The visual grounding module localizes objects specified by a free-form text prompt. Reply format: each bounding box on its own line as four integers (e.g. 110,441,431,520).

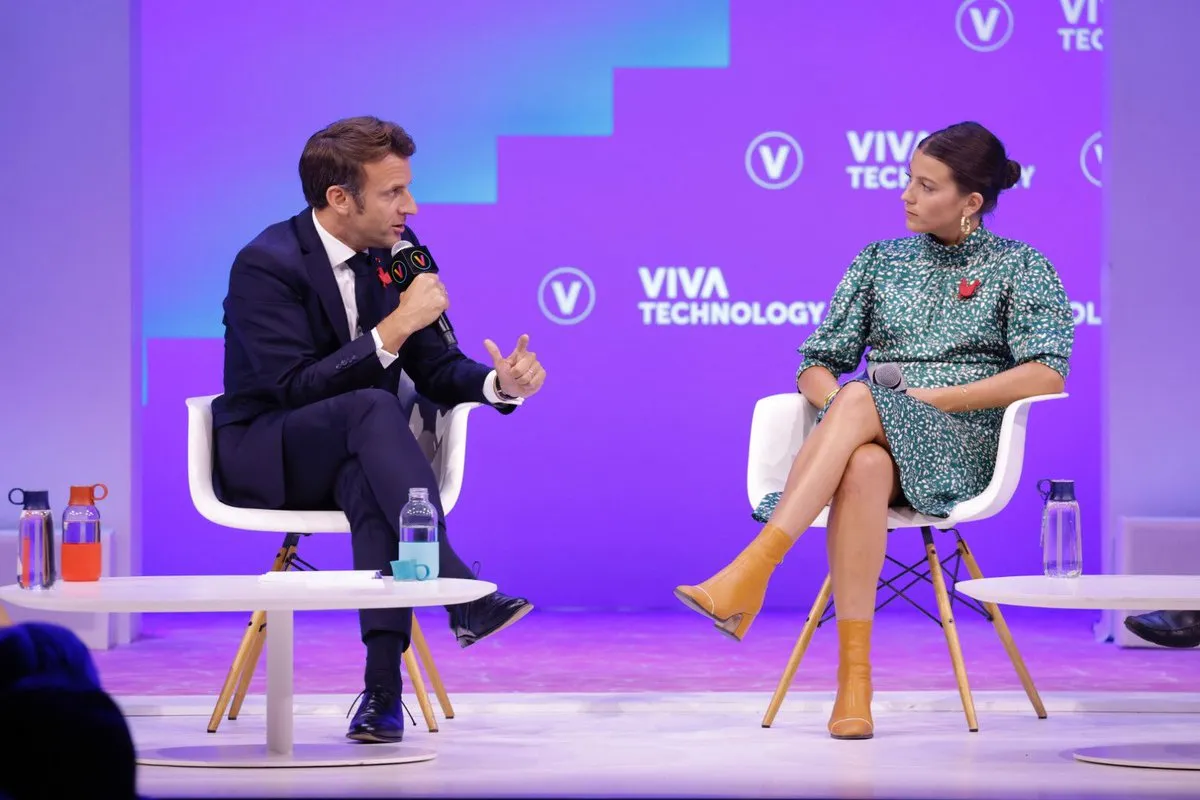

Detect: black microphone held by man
388,239,458,349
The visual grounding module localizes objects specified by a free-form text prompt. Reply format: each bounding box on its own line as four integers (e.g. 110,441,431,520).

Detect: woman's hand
908,386,970,412
906,387,944,409
907,363,1065,414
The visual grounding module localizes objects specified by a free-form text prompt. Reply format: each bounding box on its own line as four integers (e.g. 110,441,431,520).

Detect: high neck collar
921,224,995,266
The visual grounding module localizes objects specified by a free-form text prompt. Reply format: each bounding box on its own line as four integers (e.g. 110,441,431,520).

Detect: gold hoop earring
960,215,972,239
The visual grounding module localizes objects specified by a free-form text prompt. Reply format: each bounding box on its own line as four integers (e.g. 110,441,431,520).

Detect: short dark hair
918,121,1021,214
0,677,137,799
299,116,416,209
0,621,100,692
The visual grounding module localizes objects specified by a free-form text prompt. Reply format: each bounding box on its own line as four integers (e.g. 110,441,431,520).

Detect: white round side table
0,572,494,768
957,574,1200,771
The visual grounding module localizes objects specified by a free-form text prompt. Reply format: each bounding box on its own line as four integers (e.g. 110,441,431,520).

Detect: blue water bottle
398,488,439,580
1039,479,1082,578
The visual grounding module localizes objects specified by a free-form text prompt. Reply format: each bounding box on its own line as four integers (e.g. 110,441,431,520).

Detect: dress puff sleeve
1004,251,1075,379
796,243,877,382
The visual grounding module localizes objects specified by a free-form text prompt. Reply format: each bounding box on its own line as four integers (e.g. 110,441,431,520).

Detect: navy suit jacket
212,209,510,508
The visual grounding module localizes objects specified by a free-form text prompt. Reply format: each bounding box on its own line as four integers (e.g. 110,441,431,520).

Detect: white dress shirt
311,211,519,406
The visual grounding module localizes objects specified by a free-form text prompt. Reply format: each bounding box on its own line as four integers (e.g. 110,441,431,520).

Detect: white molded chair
748,391,1067,731
185,387,483,735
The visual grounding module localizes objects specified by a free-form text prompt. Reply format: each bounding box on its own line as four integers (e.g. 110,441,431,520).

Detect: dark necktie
348,252,383,337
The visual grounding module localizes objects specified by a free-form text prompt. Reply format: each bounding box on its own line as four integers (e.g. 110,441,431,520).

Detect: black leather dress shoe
1124,610,1200,648
449,591,534,648
346,689,405,743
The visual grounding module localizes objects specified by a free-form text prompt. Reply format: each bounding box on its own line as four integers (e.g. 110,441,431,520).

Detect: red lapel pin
958,278,981,299
376,266,393,287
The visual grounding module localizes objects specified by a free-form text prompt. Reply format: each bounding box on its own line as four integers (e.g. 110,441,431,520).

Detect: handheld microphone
870,362,907,393
390,239,458,348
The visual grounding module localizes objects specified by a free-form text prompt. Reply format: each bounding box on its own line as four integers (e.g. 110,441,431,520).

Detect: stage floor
91,607,1195,696
123,692,1199,799
83,608,1199,798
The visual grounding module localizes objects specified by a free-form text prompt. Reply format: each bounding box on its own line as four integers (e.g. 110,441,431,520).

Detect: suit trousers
219,388,476,648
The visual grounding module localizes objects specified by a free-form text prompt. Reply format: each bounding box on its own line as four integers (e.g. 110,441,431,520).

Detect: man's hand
483,334,545,399
378,274,448,352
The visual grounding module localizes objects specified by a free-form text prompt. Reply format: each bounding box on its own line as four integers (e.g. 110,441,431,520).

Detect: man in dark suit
211,116,545,743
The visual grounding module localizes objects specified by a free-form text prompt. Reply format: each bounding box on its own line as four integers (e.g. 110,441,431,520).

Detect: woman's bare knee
834,443,894,499
826,383,883,440
829,381,872,411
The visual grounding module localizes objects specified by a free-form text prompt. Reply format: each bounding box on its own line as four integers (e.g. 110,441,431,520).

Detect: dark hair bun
918,122,1021,214
1003,159,1022,190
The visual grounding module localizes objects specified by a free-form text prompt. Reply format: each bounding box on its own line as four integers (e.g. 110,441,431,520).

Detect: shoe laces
346,689,417,727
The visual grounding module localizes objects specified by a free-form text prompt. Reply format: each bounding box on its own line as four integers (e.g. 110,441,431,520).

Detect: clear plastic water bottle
399,487,439,579
62,484,107,582
1039,479,1082,578
10,488,56,590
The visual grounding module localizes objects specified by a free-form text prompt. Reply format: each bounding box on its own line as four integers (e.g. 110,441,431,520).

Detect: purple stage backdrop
139,0,1103,609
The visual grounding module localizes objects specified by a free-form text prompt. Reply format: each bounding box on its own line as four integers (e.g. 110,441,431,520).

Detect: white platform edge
1073,743,1200,771
113,690,1200,720
136,742,436,769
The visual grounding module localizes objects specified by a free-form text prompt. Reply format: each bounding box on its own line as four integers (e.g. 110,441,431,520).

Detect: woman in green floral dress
675,122,1074,740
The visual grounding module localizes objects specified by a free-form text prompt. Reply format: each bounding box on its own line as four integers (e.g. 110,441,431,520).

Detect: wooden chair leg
207,610,264,732
403,643,439,733
762,573,833,728
411,616,454,720
229,619,268,720
956,534,1047,719
207,535,297,733
923,527,978,732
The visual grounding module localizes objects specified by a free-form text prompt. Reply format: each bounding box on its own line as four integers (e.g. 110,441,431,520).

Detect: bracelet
822,388,840,407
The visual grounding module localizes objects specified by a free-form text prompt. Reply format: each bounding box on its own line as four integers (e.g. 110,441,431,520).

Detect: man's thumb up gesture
484,334,545,399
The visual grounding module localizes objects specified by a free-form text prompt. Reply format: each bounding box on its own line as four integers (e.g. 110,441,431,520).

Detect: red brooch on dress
958,279,981,299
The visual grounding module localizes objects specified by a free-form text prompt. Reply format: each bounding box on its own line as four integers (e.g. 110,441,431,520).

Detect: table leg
265,609,294,756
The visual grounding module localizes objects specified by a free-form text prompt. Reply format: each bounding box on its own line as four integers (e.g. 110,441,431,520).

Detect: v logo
757,144,792,181
551,280,583,315
969,7,1000,41
539,267,595,325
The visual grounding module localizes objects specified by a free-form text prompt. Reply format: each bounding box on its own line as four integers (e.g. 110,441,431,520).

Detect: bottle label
62,542,102,581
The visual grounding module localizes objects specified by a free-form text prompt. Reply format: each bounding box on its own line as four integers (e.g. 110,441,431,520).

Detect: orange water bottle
61,483,107,581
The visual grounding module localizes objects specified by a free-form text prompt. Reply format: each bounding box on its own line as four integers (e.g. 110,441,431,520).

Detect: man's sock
362,631,406,694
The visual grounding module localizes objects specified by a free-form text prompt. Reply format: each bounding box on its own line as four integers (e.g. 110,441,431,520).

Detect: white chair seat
746,390,1067,529
184,388,482,736
185,394,480,533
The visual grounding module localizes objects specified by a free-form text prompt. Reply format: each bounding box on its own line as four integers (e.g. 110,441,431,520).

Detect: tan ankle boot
673,524,793,641
828,619,874,739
